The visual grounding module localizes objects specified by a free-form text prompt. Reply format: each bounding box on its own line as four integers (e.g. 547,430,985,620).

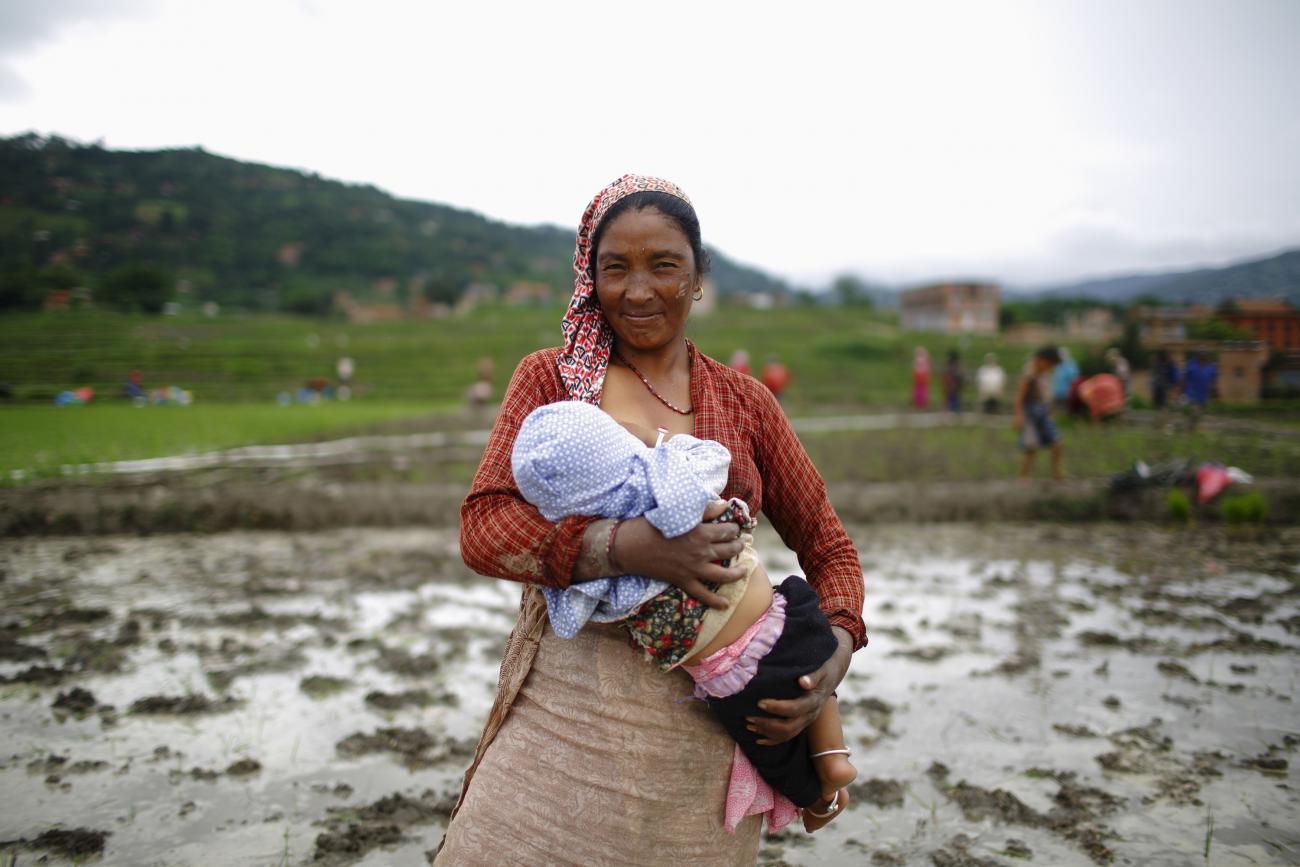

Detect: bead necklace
613,348,693,415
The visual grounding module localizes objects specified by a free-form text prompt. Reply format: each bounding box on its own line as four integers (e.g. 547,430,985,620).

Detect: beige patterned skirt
435,596,762,866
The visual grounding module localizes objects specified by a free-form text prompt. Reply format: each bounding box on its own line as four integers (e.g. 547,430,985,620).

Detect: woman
435,175,866,865
912,346,931,409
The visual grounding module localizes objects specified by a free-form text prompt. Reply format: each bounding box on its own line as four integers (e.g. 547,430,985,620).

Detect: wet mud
0,523,1296,865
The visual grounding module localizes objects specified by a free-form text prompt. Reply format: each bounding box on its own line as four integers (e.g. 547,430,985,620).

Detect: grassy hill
0,133,789,313
1031,249,1300,306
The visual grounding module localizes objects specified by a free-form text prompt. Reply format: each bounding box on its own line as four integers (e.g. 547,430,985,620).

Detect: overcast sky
1,0,1297,288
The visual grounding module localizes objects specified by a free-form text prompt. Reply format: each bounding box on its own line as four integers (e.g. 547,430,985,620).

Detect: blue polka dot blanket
511,400,732,638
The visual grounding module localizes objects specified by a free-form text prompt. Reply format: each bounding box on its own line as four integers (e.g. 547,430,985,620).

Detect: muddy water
1,525,1296,866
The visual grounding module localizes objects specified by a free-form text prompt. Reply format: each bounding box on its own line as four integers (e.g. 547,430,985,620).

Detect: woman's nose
625,269,654,301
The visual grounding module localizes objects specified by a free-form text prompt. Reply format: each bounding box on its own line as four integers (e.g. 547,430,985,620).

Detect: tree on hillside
832,274,874,307
101,264,170,313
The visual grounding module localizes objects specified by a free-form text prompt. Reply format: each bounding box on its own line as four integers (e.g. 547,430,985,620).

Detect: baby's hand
702,499,730,522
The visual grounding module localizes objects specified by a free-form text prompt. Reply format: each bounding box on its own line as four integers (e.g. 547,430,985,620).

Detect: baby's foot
802,788,849,833
813,751,858,799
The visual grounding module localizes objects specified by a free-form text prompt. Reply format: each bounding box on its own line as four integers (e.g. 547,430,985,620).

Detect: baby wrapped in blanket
511,400,856,832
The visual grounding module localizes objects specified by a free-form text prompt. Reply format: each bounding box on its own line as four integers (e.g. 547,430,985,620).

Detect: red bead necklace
613,348,693,415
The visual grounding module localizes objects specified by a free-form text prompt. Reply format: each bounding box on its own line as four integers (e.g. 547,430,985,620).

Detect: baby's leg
808,695,857,796
800,696,857,831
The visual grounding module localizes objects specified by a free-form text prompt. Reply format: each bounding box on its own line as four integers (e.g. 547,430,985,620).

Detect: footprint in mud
1,664,66,685
0,638,47,662
0,828,110,860
364,689,457,711
300,674,351,698
335,727,473,769
312,790,457,864
928,763,1123,865
206,647,309,691
1094,718,1228,806
51,686,100,717
847,777,905,809
129,694,242,715
929,833,1004,867
890,644,957,662
373,645,441,677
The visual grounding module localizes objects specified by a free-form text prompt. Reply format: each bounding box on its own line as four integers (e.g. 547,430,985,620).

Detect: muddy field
1,523,1297,866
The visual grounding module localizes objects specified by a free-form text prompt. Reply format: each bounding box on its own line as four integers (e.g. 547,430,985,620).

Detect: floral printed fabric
624,499,756,671
558,174,694,405
511,399,731,638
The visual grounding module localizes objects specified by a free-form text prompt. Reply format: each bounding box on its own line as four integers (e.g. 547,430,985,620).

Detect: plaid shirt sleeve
460,351,596,589
748,378,868,650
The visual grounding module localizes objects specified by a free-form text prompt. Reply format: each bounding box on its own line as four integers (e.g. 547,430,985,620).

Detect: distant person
941,349,965,414
336,356,355,401
123,369,145,403
1013,346,1063,480
1105,348,1131,397
761,355,792,405
1052,347,1079,406
1183,352,1217,429
912,346,931,410
1076,373,1125,423
976,353,1005,413
465,355,496,410
1151,350,1181,413
729,348,752,377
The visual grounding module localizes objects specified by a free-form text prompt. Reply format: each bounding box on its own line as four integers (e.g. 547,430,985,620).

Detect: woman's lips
622,311,663,322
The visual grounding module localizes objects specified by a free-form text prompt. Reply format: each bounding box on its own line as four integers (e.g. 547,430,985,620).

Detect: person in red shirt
761,355,792,404
437,175,866,864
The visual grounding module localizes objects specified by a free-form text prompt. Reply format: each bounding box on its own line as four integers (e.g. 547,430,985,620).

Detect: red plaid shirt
460,343,867,650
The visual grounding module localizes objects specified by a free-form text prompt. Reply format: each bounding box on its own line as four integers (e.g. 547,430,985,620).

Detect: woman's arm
745,378,865,744
750,380,865,649
460,354,599,589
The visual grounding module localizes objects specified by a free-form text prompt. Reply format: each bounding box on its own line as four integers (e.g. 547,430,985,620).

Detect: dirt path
1,524,1296,865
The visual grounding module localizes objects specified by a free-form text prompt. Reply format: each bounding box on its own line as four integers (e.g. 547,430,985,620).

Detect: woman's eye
655,261,678,269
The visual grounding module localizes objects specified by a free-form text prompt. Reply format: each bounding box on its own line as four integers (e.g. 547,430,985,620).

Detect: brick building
1218,299,1300,351
900,282,999,334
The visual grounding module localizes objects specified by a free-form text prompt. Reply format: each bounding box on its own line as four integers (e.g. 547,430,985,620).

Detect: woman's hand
746,626,853,745
612,500,747,609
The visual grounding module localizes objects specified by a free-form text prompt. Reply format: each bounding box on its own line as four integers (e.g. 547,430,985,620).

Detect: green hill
1032,249,1300,306
0,133,788,313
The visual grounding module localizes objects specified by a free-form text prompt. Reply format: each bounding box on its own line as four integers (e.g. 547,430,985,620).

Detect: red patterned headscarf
558,174,694,403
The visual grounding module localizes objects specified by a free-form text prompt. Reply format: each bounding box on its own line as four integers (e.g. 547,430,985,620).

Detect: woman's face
593,206,699,354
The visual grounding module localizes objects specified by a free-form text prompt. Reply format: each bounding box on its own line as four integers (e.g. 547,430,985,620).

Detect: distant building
504,281,554,306
1155,340,1269,404
693,278,718,315
900,282,998,334
454,282,499,316
1219,299,1300,351
333,290,404,323
1064,307,1120,343
1135,305,1213,345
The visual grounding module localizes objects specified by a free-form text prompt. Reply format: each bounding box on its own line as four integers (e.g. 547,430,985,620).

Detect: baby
512,400,857,832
